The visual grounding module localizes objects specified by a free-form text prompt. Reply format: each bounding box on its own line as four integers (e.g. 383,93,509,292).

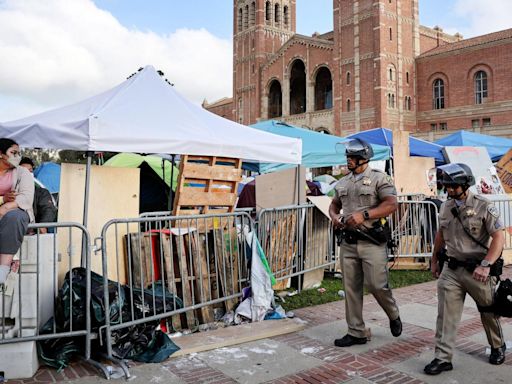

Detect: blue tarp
244,120,391,173
347,128,446,164
434,130,512,162
34,162,61,194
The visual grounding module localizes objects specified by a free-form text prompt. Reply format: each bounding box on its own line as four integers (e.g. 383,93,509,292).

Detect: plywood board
255,167,306,212
495,148,512,194
393,130,436,196
302,208,330,289
307,196,333,220
58,163,140,284
171,318,306,357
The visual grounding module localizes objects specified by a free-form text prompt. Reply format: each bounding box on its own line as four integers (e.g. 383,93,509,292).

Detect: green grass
279,270,434,311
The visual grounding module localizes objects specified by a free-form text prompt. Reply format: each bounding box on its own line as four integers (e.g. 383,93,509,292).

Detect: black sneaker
390,316,402,337
424,358,453,375
334,334,367,347
489,344,506,365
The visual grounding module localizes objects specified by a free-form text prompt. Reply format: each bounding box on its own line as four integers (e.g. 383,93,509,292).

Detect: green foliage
280,270,434,311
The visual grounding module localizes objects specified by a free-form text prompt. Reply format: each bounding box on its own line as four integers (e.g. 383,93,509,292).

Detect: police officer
329,138,402,347
425,163,506,375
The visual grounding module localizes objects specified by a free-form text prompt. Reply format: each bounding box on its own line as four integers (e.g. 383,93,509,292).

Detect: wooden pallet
173,155,242,218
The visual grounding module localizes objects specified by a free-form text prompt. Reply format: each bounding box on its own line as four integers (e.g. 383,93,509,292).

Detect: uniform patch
363,177,372,186
487,205,499,218
466,208,476,217
386,175,393,184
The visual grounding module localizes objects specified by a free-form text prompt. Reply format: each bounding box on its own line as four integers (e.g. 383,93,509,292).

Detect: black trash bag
38,267,183,369
494,278,512,318
132,330,180,363
124,281,184,321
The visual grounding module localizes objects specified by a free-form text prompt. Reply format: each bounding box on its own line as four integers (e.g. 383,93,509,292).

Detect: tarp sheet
435,130,512,162
34,162,61,194
0,66,301,165
347,127,446,164
245,120,391,173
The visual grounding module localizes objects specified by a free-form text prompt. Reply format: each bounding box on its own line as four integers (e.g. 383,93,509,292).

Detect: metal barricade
0,222,104,377
489,198,512,251
256,204,334,291
98,212,254,366
389,200,439,259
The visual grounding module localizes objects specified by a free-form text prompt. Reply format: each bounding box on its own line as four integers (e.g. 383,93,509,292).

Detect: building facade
203,0,512,140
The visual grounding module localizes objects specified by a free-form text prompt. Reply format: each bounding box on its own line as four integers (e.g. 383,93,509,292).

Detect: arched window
347,99,351,112
275,4,280,24
244,5,249,29
389,28,393,41
346,72,351,85
314,67,333,110
238,98,243,123
387,94,392,108
250,2,256,26
433,78,445,109
389,68,393,81
391,94,395,108
284,6,289,27
268,80,282,118
265,1,272,22
238,8,243,31
290,60,306,115
404,96,412,111
475,70,488,104
406,71,410,84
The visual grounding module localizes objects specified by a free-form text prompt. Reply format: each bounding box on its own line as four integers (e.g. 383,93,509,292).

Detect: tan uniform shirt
333,166,396,229
439,191,504,261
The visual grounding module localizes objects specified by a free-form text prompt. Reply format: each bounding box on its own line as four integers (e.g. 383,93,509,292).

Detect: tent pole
169,154,176,213
82,151,93,267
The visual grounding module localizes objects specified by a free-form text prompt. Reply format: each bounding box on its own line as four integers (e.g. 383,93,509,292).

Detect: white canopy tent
1,65,302,236
0,66,301,164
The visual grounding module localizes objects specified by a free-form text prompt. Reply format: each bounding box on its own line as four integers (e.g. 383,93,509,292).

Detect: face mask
8,154,21,167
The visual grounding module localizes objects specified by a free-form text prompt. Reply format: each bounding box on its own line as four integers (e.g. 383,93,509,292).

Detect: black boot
390,316,402,337
334,334,367,347
489,344,506,365
424,358,453,375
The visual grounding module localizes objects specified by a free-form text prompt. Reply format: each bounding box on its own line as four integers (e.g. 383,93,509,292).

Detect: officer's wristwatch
363,210,370,220
480,259,491,268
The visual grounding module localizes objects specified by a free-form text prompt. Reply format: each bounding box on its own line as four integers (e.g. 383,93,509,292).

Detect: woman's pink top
0,170,13,196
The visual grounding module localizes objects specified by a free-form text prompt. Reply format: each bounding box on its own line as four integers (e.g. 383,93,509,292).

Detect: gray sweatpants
0,209,30,254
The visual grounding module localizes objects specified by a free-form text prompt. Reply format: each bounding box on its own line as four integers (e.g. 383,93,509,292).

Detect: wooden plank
187,232,214,324
175,234,196,330
161,234,182,331
389,258,429,270
171,318,306,357
182,163,242,181
124,233,153,288
178,189,237,206
270,212,297,291
302,209,328,290
214,228,240,312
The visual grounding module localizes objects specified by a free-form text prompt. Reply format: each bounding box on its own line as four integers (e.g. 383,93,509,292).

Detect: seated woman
0,138,34,285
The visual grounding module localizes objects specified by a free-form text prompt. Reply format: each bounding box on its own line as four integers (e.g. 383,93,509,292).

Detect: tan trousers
435,266,504,362
341,241,399,338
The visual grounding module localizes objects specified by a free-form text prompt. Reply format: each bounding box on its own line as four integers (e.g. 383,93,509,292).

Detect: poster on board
443,146,506,196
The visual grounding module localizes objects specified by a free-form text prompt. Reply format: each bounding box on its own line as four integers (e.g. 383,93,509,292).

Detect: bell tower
233,0,296,125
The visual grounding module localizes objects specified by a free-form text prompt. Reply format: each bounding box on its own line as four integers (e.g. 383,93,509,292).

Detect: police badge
363,177,372,186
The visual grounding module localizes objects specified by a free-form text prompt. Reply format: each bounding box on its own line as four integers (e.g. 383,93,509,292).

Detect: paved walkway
8,268,512,384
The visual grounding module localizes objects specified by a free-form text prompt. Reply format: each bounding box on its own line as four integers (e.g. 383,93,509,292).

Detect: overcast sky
1,0,511,121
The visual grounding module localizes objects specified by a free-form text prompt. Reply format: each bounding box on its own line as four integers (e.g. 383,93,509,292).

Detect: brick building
203,0,512,140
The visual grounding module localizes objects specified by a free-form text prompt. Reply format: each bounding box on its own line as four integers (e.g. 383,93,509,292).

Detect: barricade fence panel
99,212,253,358
388,200,439,261
256,204,335,291
0,222,93,360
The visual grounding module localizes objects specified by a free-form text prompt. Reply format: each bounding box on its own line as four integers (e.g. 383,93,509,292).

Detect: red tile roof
418,28,512,58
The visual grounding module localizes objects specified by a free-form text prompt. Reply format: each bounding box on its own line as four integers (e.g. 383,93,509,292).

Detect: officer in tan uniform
329,138,402,347
425,163,506,375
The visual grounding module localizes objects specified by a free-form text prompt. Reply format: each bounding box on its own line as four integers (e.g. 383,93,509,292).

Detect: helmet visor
345,140,367,156
437,163,467,186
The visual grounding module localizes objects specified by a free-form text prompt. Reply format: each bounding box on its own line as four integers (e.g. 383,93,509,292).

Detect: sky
1,0,511,122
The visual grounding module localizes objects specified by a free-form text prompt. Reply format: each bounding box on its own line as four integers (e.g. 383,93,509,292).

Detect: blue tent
34,162,61,194
347,127,446,164
434,130,512,162
245,120,391,173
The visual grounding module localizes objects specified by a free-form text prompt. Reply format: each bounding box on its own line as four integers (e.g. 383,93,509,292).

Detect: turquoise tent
245,120,391,173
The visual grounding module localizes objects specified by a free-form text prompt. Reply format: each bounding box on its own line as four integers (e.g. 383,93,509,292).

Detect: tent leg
169,154,176,213
81,151,93,268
